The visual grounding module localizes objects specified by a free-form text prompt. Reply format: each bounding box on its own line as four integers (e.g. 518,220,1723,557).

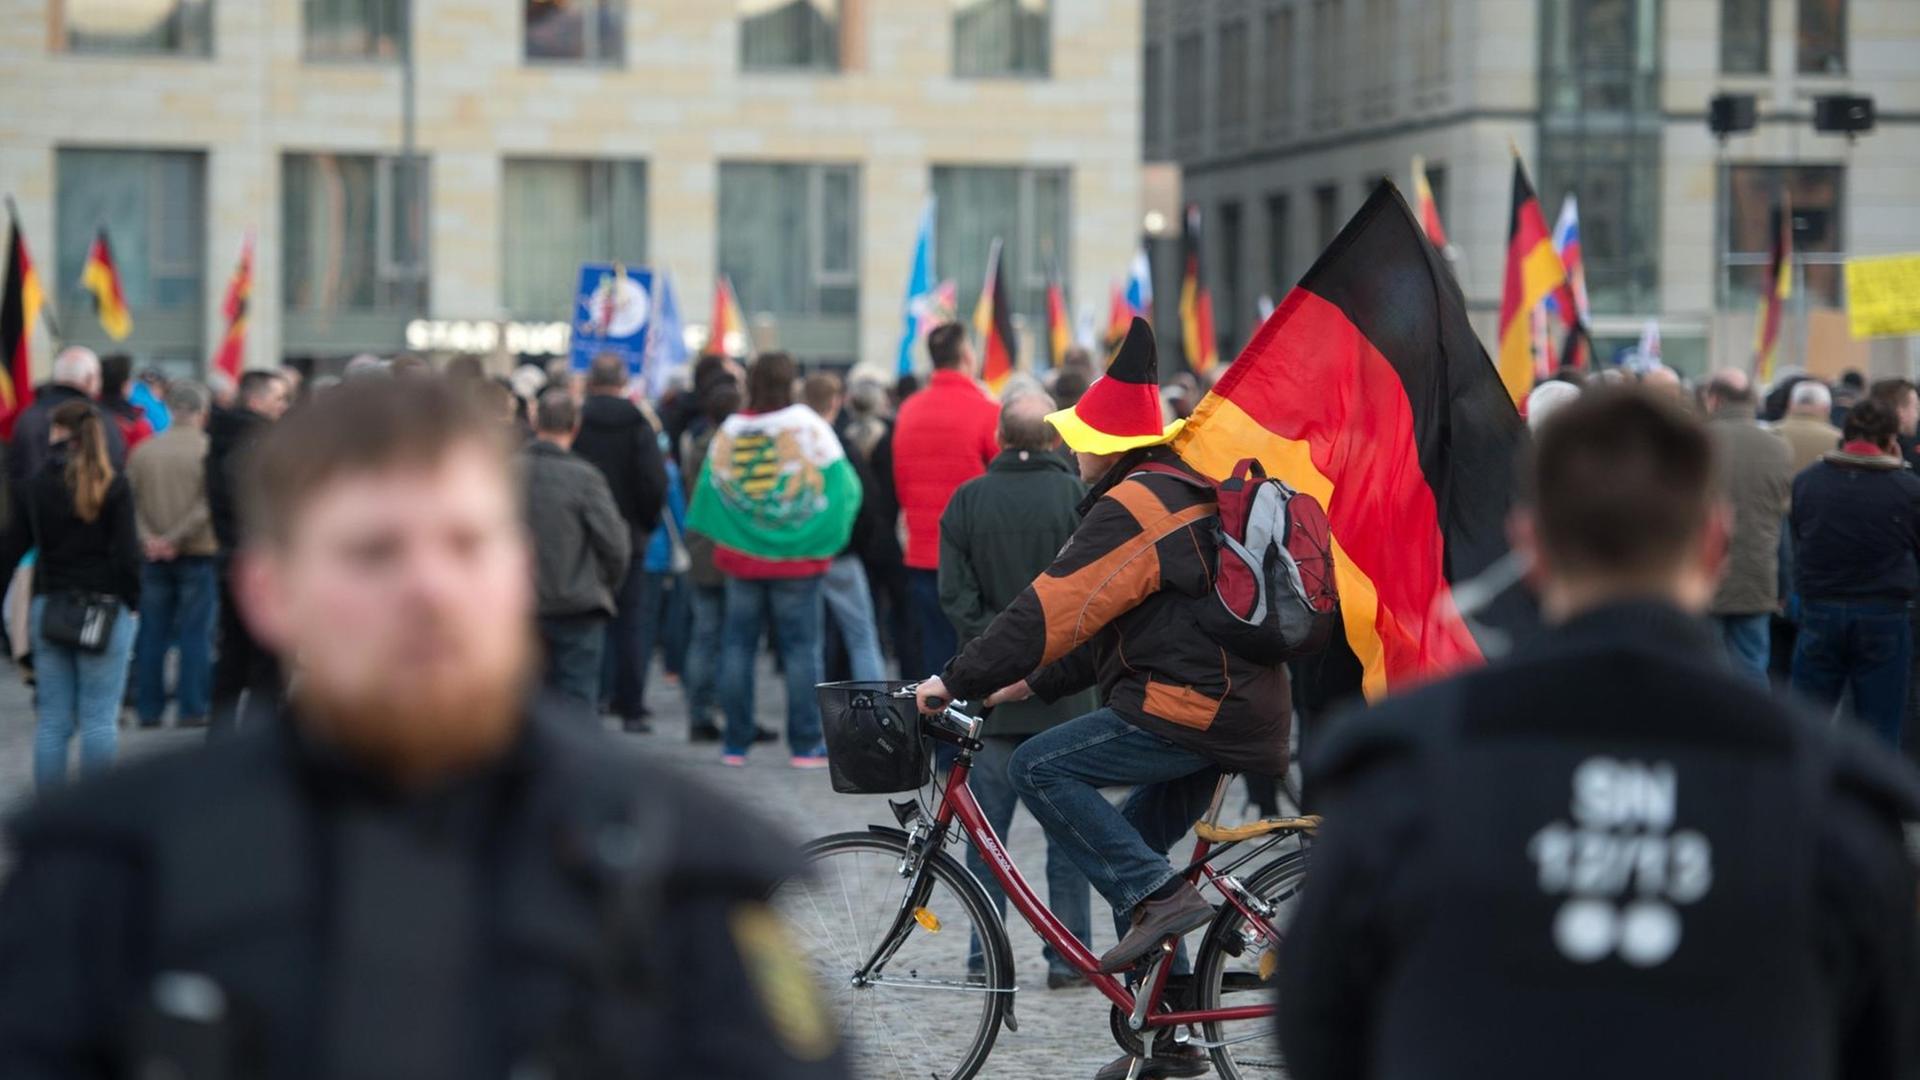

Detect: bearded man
0,377,845,1079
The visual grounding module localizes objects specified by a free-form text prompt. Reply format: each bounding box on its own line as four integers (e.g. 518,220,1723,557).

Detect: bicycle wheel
1190,848,1310,1080
770,830,1013,1080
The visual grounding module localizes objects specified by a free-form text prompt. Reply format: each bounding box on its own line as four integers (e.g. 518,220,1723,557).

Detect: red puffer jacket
891,370,999,570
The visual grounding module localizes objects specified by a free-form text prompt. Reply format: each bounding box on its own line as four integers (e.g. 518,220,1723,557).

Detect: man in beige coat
1705,370,1793,682
126,382,220,727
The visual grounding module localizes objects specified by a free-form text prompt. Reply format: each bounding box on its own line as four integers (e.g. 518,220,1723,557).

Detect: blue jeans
1717,613,1772,684
821,555,886,682
719,575,824,756
31,595,138,791
132,556,217,724
683,583,725,726
1009,708,1221,923
540,613,607,708
1792,598,1910,749
968,733,1092,976
908,568,957,677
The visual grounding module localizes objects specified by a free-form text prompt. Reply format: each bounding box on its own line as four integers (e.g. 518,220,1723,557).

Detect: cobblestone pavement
0,660,1287,1078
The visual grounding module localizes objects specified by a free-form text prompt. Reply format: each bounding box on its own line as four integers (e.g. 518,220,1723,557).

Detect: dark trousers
541,613,608,707
601,554,650,719
132,556,217,725
1791,598,1910,750
906,568,956,678
210,555,282,738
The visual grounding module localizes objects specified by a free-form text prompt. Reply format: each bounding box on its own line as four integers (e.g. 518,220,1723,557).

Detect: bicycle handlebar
894,683,981,742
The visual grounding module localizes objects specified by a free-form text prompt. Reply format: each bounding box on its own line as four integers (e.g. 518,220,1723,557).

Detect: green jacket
938,450,1099,736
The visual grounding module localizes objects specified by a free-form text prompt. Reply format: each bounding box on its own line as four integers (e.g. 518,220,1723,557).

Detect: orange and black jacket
941,447,1291,776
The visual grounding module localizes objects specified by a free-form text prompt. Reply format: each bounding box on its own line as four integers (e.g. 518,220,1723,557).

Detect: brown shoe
1092,1043,1211,1079
1096,882,1215,973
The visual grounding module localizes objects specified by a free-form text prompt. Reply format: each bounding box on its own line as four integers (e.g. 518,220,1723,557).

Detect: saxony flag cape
1173,181,1531,700
686,403,861,565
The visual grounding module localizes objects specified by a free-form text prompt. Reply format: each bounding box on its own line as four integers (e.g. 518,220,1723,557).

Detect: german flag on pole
973,237,1016,393
702,274,750,358
1495,152,1565,406
1044,270,1071,370
1753,194,1792,384
1410,155,1448,249
81,228,132,341
1172,182,1530,699
212,234,253,380
1178,204,1219,375
2,205,46,438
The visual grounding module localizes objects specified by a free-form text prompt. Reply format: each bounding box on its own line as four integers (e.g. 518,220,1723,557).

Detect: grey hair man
1702,367,1793,682
126,379,221,728
8,345,124,489
1777,380,1842,474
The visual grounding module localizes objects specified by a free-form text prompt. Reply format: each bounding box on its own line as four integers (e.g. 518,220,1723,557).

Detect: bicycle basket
816,681,931,795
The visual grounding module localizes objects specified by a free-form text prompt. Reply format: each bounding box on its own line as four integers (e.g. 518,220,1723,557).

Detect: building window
1309,0,1341,130
741,0,839,72
1217,201,1242,353
932,165,1070,330
1173,31,1203,156
60,0,211,56
1216,19,1250,146
953,0,1049,78
56,149,206,366
716,163,859,362
1265,192,1290,297
1541,0,1661,116
1313,184,1339,250
1720,0,1768,74
1263,5,1295,136
1143,41,1165,155
501,159,646,320
1414,0,1450,101
1797,0,1844,74
305,0,406,60
1722,164,1844,309
284,154,428,323
525,0,623,64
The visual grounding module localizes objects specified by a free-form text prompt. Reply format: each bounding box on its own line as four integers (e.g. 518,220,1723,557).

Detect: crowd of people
1526,361,1920,757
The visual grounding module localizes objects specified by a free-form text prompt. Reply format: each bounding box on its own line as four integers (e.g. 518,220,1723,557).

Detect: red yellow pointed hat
1046,317,1184,454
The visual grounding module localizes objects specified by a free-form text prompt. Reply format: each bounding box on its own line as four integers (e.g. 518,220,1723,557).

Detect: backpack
1142,457,1339,665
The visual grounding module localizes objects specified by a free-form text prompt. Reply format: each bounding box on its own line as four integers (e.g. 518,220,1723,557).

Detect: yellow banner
1845,254,1920,339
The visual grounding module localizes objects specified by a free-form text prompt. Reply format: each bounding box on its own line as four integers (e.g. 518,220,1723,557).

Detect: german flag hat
1045,317,1184,454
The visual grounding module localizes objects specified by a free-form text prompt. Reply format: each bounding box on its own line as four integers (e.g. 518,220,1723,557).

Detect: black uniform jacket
941,446,1291,775
1278,601,1920,1080
0,699,847,1080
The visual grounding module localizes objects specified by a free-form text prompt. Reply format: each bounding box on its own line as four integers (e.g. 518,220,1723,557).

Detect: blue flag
896,197,936,377
644,270,689,398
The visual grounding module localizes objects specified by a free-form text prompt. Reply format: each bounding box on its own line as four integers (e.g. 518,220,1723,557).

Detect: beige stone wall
0,0,1142,375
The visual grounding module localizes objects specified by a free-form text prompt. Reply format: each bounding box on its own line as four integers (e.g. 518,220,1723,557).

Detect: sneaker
721,753,748,767
1096,883,1216,973
790,747,830,769
1092,1044,1210,1080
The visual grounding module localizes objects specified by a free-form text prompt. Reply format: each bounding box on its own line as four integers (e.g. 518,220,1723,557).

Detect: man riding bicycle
916,319,1291,1078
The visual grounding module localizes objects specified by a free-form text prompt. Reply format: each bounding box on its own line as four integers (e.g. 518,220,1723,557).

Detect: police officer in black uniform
1279,388,1920,1079
0,377,845,1080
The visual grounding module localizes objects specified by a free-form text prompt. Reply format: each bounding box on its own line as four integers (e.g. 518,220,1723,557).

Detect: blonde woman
0,400,141,788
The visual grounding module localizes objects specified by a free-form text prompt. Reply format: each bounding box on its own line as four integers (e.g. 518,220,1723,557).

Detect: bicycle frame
914,749,1278,1032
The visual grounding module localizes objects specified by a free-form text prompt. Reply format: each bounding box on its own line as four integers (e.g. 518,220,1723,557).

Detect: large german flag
80,228,132,341
1178,204,1219,375
1172,182,1530,699
1495,155,1565,405
973,237,1016,392
2,208,44,436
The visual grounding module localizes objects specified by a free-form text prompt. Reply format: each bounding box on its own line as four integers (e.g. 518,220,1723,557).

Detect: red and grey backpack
1143,457,1339,665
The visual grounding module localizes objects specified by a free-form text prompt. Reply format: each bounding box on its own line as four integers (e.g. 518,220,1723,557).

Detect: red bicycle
771,683,1315,1079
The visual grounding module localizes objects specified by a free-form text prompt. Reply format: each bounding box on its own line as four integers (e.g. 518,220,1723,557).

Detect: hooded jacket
941,446,1291,775
890,370,1000,570
571,393,668,548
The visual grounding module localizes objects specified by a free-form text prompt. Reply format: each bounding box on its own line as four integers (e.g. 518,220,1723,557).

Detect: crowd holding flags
971,237,1016,392
211,234,253,381
1178,203,1219,376
1495,150,1568,406
1753,194,1793,383
1172,182,1530,697
2,202,47,439
80,228,132,342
